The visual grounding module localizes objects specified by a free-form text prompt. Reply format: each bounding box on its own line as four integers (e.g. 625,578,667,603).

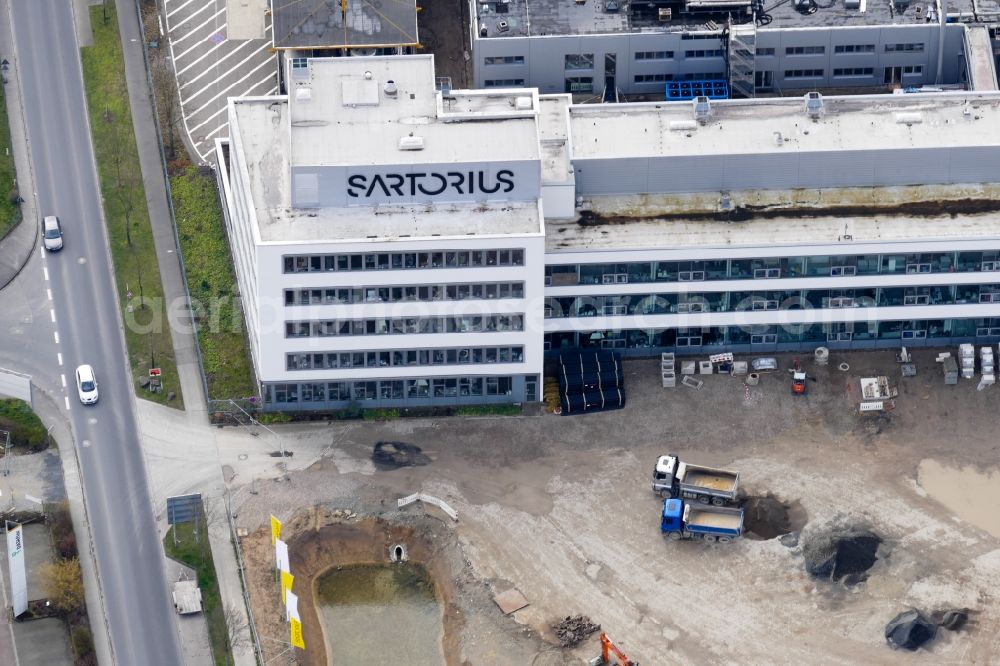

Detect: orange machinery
593,632,638,666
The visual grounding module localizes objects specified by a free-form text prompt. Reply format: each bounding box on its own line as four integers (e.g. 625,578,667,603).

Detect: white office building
219,54,1000,411
470,0,1000,98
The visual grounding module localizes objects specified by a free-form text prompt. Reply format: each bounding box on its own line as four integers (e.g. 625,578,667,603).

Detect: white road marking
177,38,252,81
184,55,272,113
50,309,56,323
64,396,70,410
171,9,226,46
82,439,91,448
180,39,263,90
53,331,59,344
201,122,230,141
174,27,226,61
57,352,63,365
47,288,52,300
88,417,97,425
165,0,202,22
40,245,45,258
43,267,49,281
61,374,66,388
23,494,42,505
167,2,215,30
186,104,228,134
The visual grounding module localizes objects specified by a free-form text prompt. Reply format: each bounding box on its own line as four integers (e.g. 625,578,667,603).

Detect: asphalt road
10,1,183,663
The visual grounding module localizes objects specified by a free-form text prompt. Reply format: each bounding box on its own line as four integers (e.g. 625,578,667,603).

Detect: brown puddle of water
917,459,1000,538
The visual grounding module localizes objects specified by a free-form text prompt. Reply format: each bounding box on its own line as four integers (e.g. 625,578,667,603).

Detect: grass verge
0,398,49,451
0,83,22,240
164,514,233,666
79,5,182,407
172,165,256,401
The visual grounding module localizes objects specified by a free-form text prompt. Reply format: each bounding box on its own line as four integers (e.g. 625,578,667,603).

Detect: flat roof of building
474,0,997,38
287,56,541,167
546,185,1000,252
230,96,543,243
537,94,572,183
272,0,419,49
568,92,1000,160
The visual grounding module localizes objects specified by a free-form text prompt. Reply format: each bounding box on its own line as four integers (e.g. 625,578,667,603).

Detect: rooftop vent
398,135,425,151
295,87,312,102
669,119,698,131
895,112,923,125
804,91,824,120
515,96,532,110
693,96,711,125
384,80,398,98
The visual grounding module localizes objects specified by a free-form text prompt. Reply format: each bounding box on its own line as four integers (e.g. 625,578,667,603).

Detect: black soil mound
931,608,971,631
743,495,808,540
372,441,431,469
886,609,937,651
803,529,881,581
550,615,600,648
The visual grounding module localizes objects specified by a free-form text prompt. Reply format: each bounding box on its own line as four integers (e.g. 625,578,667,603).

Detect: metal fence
0,367,31,404
224,489,264,665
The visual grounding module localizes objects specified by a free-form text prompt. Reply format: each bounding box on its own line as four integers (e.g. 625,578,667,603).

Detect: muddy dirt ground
417,0,472,88
236,348,1000,665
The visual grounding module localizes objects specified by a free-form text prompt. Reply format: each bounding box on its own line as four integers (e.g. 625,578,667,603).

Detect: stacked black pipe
558,351,626,415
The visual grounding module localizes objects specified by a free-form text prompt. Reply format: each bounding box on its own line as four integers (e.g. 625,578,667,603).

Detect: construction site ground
235,348,1000,665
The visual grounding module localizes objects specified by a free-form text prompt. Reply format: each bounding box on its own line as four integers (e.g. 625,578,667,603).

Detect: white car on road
75,364,99,405
42,215,64,251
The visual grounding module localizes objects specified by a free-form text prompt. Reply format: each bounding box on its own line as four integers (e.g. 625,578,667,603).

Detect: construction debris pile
885,609,937,651
885,606,973,651
803,528,881,582
371,441,431,469
551,615,601,648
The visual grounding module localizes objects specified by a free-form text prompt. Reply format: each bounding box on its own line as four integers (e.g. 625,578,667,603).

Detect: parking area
232,348,1000,664
0,523,73,666
162,0,277,162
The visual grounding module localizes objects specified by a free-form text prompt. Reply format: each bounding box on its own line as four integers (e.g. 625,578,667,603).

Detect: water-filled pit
314,562,444,665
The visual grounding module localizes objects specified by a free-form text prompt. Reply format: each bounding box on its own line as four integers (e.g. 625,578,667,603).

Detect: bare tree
224,602,250,652
143,3,182,160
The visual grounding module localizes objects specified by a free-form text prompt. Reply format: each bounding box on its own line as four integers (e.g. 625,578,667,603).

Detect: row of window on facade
267,376,515,403
544,284,1000,318
544,318,1000,351
286,345,525,371
482,44,925,68
283,249,524,274
784,66,922,79
285,314,525,338
284,282,525,306
630,67,920,83
545,251,1000,285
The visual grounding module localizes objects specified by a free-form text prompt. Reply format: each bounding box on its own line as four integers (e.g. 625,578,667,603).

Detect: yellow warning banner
270,515,282,546
281,570,294,603
290,617,305,650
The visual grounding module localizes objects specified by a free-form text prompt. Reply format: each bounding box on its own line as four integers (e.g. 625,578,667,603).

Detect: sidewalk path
115,0,208,419
0,0,40,291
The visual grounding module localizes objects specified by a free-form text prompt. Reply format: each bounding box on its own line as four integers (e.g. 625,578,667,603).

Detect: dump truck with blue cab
660,498,744,542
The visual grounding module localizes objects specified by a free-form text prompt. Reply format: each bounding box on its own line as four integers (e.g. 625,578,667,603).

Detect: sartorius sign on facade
346,169,516,199
290,161,538,207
